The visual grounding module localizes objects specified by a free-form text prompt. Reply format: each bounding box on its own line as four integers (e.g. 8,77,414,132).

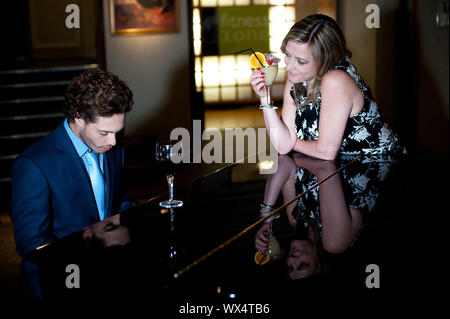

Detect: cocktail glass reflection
266,221,281,257
156,141,183,208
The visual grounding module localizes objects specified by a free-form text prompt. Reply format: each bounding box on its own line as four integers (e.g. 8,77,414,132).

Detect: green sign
217,6,269,55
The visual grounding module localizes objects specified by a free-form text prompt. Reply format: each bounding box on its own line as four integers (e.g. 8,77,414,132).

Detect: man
11,69,134,258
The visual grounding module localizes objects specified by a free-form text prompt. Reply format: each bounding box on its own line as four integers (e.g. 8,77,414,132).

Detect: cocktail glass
156,141,183,208
260,61,278,110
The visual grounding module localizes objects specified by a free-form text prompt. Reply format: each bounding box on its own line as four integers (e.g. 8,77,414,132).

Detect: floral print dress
294,153,400,246
291,58,402,156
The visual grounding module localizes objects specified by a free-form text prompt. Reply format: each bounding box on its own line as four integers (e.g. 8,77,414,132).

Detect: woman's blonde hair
281,14,351,107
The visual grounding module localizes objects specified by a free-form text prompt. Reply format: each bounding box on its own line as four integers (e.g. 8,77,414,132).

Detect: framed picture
109,0,179,35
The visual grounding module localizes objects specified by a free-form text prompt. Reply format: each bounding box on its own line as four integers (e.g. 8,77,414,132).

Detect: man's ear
73,117,85,129
82,227,93,242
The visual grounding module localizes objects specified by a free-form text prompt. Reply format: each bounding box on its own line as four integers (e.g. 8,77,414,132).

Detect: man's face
82,214,130,247
74,114,125,154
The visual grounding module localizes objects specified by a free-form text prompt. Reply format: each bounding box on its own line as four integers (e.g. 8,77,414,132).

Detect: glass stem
166,174,175,201
169,208,175,232
266,85,271,106
267,221,273,254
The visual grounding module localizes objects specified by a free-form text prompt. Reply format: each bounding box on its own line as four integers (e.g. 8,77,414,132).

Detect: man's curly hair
63,69,133,123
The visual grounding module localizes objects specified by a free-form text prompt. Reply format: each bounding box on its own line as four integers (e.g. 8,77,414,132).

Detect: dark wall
416,0,449,157
0,0,32,67
376,0,448,157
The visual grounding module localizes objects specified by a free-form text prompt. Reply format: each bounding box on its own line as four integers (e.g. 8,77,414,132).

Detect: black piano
24,152,444,316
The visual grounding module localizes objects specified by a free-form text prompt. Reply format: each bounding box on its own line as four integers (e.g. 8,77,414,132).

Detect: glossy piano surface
30,152,445,314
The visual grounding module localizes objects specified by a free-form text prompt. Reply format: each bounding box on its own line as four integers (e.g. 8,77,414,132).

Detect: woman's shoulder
321,68,356,91
327,58,372,100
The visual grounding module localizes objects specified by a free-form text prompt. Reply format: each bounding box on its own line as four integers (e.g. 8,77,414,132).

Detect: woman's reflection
292,155,363,254
255,153,398,280
285,216,325,280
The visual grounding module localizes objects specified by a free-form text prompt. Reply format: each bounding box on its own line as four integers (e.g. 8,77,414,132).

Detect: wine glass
260,61,278,110
156,141,183,208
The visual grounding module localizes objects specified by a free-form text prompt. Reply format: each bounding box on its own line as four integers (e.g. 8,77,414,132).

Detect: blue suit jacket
11,121,131,257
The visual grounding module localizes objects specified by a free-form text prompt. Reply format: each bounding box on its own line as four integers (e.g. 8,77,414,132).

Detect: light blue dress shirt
64,119,107,220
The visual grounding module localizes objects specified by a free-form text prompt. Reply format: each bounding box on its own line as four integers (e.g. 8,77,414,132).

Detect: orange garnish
249,52,266,68
254,251,270,265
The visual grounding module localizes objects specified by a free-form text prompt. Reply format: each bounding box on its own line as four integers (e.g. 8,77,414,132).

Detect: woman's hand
255,223,270,254
251,68,267,99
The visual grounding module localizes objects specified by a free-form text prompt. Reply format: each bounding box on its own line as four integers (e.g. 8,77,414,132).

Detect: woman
251,14,401,160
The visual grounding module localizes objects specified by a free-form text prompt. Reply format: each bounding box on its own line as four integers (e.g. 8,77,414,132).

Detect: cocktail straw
235,48,265,67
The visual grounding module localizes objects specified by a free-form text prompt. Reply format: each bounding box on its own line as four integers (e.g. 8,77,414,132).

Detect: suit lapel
54,121,100,222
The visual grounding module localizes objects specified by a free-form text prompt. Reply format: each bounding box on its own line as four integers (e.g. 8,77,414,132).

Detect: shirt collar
64,118,91,157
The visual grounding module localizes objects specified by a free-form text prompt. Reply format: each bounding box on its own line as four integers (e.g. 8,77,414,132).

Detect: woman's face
284,40,317,86
286,239,319,280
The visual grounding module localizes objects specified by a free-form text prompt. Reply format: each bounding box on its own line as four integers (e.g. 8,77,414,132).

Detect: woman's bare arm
251,71,297,154
293,70,357,160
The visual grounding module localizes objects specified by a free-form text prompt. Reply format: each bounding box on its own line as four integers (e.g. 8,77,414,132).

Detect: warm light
195,57,202,71
193,24,201,40
203,73,219,87
269,0,287,5
258,160,274,171
269,5,294,58
219,56,236,86
236,55,252,85
219,70,236,86
193,8,202,56
221,87,236,101
238,86,253,100
203,56,220,87
285,6,296,20
193,9,201,25
203,56,219,69
269,7,295,35
195,57,202,87
204,87,220,102
194,40,202,56
36,243,50,250
193,1,295,103
218,0,233,5
270,37,283,54
195,71,202,88
269,5,285,21
219,55,235,71
200,0,217,6
235,0,250,5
